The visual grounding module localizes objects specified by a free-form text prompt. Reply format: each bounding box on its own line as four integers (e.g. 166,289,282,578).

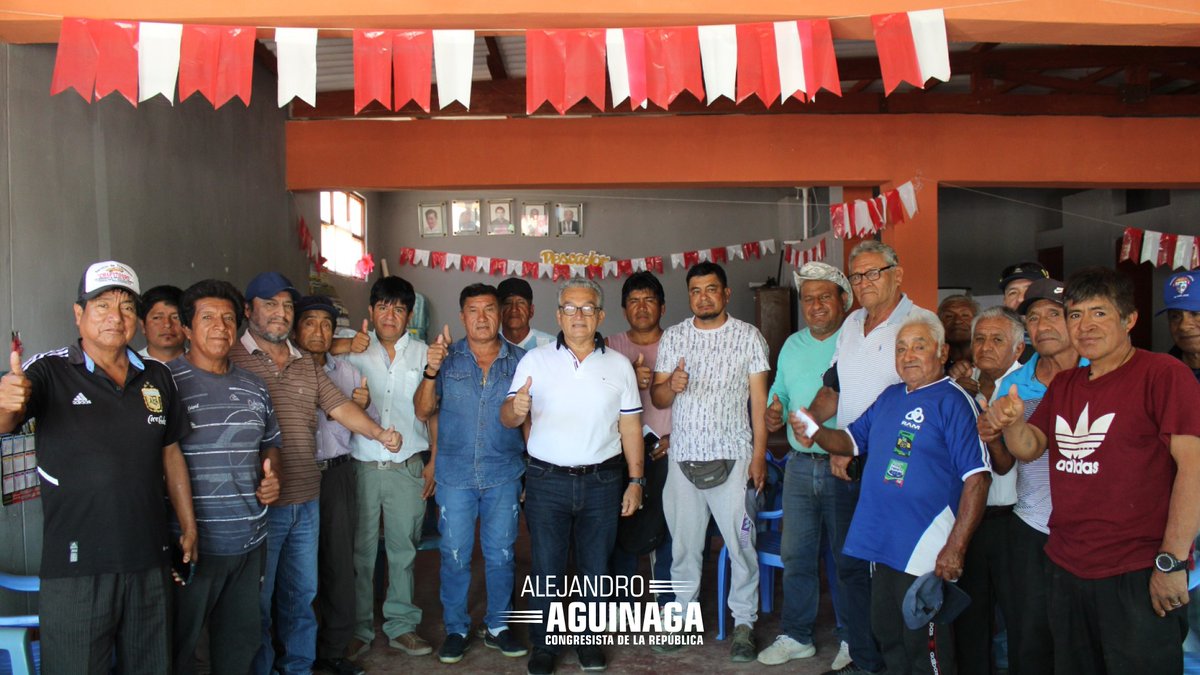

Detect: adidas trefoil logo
72,392,92,406
1053,404,1113,475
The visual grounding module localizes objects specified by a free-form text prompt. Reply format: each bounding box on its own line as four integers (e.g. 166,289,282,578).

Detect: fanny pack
678,459,735,490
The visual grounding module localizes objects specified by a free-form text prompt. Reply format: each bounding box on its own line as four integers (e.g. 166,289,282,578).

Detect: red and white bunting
1174,236,1196,270
606,28,648,109
828,180,919,240
275,27,318,107
1114,226,1199,270
783,238,828,267
527,30,607,114
871,9,950,95
775,19,841,101
433,30,475,109
698,24,738,104
139,22,183,103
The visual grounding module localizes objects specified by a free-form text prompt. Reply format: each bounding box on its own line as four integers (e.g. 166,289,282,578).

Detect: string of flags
395,239,779,281
829,180,919,239
1119,227,1200,270
782,237,829,267
50,10,950,112
296,217,326,271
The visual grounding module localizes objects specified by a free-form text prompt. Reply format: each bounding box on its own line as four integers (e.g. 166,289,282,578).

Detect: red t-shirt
1028,349,1200,579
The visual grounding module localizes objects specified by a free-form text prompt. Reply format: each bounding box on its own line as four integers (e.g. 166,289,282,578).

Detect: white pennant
570,264,586,278
138,22,183,103
434,30,475,110
539,263,553,279
760,239,777,255
606,29,631,108
604,261,618,278
897,182,919,218
671,253,685,269
632,258,647,272
412,249,431,266
444,253,461,270
476,256,491,273
697,249,712,263
728,245,745,260
275,27,318,107
506,259,522,275
854,201,874,236
1141,230,1162,264
697,24,737,104
1174,235,1196,270
774,21,806,101
909,9,951,85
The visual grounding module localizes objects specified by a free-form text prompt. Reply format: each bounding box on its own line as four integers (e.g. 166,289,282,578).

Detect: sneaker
438,633,470,664
831,641,852,670
346,638,371,661
485,628,529,657
527,647,557,675
730,624,757,663
576,645,607,671
820,663,882,675
388,631,433,656
756,635,816,665
314,657,365,675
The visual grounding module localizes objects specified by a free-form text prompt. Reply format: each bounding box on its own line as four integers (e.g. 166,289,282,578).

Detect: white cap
78,261,141,303
793,261,853,311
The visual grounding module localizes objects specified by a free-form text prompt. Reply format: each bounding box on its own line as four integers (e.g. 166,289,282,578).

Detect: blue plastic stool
0,572,40,675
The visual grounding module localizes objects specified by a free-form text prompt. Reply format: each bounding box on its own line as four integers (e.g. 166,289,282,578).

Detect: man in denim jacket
414,283,529,664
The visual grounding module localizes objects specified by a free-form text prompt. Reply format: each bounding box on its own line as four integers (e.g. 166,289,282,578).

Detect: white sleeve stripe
961,466,991,481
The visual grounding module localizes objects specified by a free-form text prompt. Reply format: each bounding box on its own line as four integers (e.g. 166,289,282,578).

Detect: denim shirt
434,338,527,489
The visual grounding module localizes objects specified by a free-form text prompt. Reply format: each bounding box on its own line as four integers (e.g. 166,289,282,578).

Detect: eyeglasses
559,304,599,316
848,265,896,285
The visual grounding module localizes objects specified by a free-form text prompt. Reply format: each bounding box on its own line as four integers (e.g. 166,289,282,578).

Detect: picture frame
486,199,516,236
418,202,446,238
556,202,583,237
521,202,550,237
451,199,481,236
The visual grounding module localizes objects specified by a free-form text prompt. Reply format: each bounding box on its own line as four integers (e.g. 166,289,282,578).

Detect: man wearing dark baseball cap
1160,271,1200,383
497,277,554,350
1,260,197,673
998,262,1050,311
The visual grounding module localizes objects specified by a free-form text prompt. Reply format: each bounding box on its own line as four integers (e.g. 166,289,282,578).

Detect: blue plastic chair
715,458,786,640
0,572,40,675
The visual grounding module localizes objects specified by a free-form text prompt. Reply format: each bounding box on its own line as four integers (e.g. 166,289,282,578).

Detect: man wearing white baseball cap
0,260,197,674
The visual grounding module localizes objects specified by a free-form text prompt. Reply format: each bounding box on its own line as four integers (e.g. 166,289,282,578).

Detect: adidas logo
72,392,92,406
1054,404,1114,475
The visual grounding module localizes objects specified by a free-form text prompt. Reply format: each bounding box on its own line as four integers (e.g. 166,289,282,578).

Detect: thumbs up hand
669,358,689,394
513,376,533,418
633,353,652,391
377,426,404,452
765,393,784,432
0,350,32,415
352,377,371,409
986,384,1025,430
426,325,451,374
351,319,371,354
256,457,281,505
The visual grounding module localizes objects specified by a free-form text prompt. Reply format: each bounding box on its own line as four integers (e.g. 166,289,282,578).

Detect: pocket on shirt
444,369,472,400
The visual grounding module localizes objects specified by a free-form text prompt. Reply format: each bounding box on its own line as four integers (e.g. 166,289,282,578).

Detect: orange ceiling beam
3,0,1199,45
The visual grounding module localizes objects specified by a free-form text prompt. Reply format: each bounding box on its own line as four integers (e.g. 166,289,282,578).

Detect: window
320,191,367,277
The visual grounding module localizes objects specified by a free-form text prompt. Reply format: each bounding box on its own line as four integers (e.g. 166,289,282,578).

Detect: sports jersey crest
142,383,164,413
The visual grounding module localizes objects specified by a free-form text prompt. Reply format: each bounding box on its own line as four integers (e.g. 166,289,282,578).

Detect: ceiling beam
484,36,508,80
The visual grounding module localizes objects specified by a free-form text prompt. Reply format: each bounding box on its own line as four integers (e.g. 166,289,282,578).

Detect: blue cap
245,272,300,303
902,572,972,630
295,295,338,320
1159,272,1200,315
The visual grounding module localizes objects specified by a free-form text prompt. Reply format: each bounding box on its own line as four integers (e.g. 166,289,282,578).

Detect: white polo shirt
832,294,937,429
509,340,642,467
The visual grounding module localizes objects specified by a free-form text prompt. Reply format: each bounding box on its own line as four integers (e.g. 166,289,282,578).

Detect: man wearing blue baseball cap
1161,271,1200,383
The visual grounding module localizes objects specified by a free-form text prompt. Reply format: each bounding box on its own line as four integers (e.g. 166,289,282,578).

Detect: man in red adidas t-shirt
988,266,1200,674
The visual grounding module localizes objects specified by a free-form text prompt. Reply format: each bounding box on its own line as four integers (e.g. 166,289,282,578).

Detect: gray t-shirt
655,316,770,461
168,357,281,557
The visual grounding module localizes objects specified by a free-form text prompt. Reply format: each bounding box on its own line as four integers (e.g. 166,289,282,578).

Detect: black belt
316,454,352,472
984,504,1014,519
528,455,624,476
792,450,829,461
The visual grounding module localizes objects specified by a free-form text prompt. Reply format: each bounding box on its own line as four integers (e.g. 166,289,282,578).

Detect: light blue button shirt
345,331,430,462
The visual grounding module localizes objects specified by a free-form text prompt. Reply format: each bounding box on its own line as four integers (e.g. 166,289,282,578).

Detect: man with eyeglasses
802,241,938,675
502,278,645,675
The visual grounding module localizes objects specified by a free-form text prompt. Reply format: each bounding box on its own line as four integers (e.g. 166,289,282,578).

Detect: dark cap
1018,277,1066,315
245,272,300,303
1158,272,1200,315
998,262,1049,290
902,572,972,630
497,277,533,303
78,260,141,303
295,295,338,320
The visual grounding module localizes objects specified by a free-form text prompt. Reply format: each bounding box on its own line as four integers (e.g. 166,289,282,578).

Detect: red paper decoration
354,30,393,112
644,27,705,108
1119,227,1143,263
489,258,507,275
522,261,539,278
735,23,780,106
399,248,415,265
393,30,433,111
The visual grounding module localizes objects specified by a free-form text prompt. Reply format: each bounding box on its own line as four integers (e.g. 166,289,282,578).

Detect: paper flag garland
871,9,950,95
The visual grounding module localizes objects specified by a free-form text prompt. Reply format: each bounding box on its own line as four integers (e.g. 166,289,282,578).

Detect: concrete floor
350,508,844,675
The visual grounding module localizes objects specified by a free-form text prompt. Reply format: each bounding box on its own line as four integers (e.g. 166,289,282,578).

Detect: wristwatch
628,476,646,487
1155,552,1188,573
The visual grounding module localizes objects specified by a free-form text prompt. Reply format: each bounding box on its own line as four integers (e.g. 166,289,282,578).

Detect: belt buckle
376,460,390,470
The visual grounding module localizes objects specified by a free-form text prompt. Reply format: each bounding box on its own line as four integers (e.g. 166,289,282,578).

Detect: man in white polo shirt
804,240,937,675
501,278,645,675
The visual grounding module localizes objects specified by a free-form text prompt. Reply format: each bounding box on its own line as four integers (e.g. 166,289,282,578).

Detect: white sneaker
756,635,816,665
831,641,852,670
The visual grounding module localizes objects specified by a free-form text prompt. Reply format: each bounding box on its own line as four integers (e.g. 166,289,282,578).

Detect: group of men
0,244,1198,675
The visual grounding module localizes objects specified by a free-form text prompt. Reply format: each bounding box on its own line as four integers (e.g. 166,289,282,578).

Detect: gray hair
557,278,604,309
898,313,946,351
849,240,899,267
972,306,1025,350
938,294,980,315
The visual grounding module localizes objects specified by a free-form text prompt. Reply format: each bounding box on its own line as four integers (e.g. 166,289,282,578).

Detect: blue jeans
437,479,522,636
253,499,319,675
523,464,622,652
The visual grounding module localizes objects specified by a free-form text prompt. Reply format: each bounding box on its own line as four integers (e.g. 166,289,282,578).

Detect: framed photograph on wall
521,202,550,237
486,199,515,235
418,202,446,237
556,203,583,237
451,199,481,236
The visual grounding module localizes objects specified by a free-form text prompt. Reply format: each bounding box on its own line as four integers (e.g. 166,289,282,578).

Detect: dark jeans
871,562,958,675
173,546,266,675
610,535,674,603
834,479,886,672
1006,516,1053,675
523,463,622,653
955,509,1014,675
41,566,172,675
1047,561,1187,674
316,459,358,660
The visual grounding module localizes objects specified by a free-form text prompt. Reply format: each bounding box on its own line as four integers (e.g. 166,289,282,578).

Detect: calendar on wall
2,425,39,506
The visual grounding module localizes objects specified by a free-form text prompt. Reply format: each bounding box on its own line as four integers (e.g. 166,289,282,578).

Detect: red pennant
885,189,907,225
564,30,607,112
799,19,841,98
872,13,922,95
646,256,663,274
623,28,648,108
51,18,99,101
1119,227,1143,263
683,251,699,268
525,31,562,114
868,196,886,231
90,21,139,105
489,258,507,275
742,242,762,260
553,264,571,281
430,251,447,270
179,25,222,104
711,247,728,263
586,265,603,280
461,254,477,272
355,30,394,113
643,27,705,109
1158,234,1178,268
393,30,433,111
784,244,793,261
399,247,415,265
214,26,255,107
522,261,539,278
830,203,847,239
617,259,634,277
735,23,780,106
